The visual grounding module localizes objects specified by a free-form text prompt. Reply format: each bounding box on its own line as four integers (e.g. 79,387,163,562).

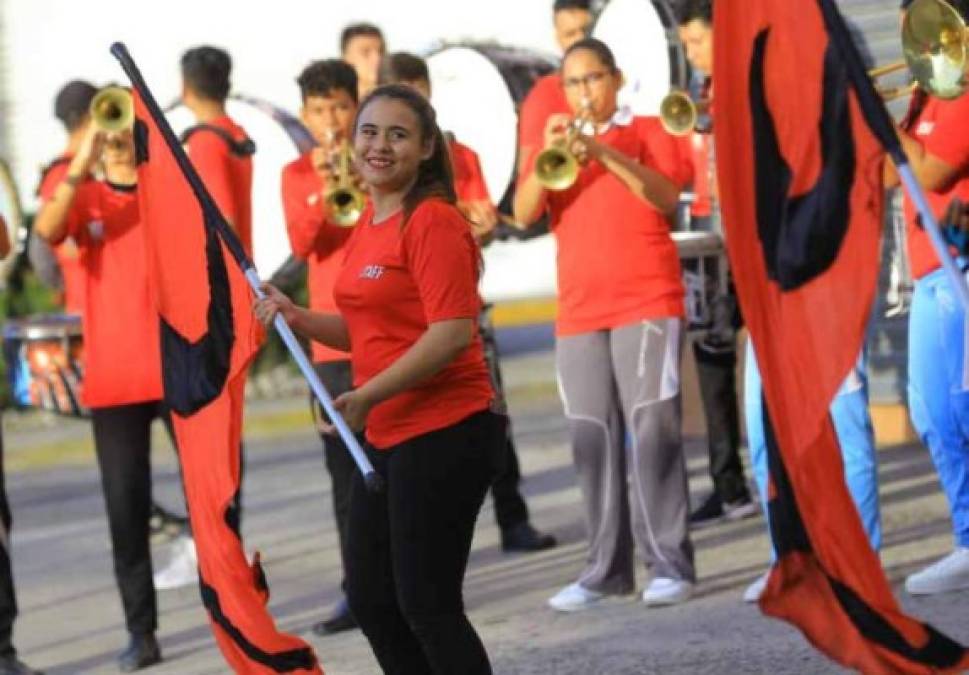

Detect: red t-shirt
521,116,689,335
449,139,491,203
904,94,969,280
281,153,354,363
37,155,89,315
333,199,494,449
186,115,254,257
57,181,162,408
518,73,570,162
678,131,713,218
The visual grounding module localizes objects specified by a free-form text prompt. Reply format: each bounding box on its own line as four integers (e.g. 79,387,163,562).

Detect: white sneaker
743,570,770,603
642,577,693,606
547,582,605,612
904,547,969,596
153,535,199,591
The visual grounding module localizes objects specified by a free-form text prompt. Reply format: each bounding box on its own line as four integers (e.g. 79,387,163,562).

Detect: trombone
324,138,366,227
90,86,134,132
869,0,968,100
535,99,593,191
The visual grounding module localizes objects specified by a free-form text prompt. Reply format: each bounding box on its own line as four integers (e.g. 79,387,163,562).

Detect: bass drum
593,0,688,115
167,96,314,282
427,44,557,214
0,158,24,289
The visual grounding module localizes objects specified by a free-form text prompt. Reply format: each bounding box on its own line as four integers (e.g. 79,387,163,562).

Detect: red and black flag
110,44,322,674
713,1,969,672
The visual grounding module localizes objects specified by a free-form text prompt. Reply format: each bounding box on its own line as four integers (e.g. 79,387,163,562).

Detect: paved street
3,349,967,674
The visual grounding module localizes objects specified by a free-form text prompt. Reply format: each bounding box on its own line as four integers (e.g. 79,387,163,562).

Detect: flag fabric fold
113,43,322,674
713,2,969,672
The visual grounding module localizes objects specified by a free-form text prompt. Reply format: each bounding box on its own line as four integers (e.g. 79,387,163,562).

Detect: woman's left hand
328,388,374,433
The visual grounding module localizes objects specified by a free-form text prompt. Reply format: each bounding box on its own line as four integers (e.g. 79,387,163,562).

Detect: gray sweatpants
556,318,695,593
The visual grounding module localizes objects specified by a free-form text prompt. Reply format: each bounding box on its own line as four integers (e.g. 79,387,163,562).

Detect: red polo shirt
57,181,162,408
281,152,354,363
333,199,494,449
903,94,969,280
521,116,689,335
679,131,713,218
37,155,89,315
449,139,491,202
185,115,254,257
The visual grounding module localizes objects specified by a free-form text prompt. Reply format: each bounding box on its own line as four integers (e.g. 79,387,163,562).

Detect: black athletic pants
346,410,503,675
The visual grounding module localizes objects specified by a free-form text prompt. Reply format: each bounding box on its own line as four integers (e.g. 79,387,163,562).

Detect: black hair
297,59,359,104
378,52,430,87
353,84,455,225
554,0,591,12
340,23,385,55
54,80,98,131
181,46,232,103
675,0,713,26
562,37,620,73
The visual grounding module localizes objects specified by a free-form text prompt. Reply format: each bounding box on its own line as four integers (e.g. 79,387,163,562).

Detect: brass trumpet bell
90,86,134,132
325,140,366,227
659,90,698,136
535,146,580,192
903,0,968,99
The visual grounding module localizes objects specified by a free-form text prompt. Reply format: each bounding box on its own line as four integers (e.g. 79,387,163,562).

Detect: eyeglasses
562,71,610,90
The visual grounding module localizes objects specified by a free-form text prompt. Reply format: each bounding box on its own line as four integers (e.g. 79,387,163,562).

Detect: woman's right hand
68,124,105,178
253,282,298,328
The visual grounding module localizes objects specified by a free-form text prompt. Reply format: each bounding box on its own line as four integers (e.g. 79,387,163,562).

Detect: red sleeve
638,117,692,189
38,162,70,202
281,163,326,260
518,75,566,154
188,132,238,223
402,201,481,323
924,95,969,174
451,141,491,203
52,183,97,247
676,133,698,186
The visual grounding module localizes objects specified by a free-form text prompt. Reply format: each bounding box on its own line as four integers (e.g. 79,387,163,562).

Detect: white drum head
167,97,305,278
428,47,521,205
594,0,678,115
0,159,23,288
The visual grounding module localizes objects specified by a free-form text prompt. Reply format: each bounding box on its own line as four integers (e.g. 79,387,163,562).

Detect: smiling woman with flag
255,84,503,675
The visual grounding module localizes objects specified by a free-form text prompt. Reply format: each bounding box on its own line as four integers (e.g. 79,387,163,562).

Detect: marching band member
0,214,40,675
673,1,757,528
34,122,166,673
281,58,360,636
889,0,969,595
179,46,255,257
378,50,558,554
513,38,697,610
33,80,99,315
517,0,593,177
255,83,501,675
674,0,881,603
340,23,386,100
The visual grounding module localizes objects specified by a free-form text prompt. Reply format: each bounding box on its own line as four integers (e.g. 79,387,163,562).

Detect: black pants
346,410,503,675
312,361,361,592
92,401,169,636
0,418,18,657
479,308,529,530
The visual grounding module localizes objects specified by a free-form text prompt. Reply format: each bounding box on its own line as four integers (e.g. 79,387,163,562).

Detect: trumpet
90,86,134,132
659,90,710,136
869,0,968,100
322,135,366,227
535,99,593,191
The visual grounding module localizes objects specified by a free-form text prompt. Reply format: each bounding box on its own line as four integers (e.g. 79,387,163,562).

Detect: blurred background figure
340,23,386,100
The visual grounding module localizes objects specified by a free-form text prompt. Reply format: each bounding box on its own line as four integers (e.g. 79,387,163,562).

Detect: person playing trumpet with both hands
513,37,697,611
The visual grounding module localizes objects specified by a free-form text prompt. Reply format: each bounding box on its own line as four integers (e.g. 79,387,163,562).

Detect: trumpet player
280,59,362,636
513,38,697,611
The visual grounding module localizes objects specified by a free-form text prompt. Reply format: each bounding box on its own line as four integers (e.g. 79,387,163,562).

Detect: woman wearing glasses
513,37,695,612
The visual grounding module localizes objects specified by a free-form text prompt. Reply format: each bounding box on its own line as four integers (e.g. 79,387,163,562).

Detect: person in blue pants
742,342,881,602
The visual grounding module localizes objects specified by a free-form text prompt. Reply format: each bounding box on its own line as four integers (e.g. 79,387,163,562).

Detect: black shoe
0,654,43,675
501,522,557,553
722,495,759,521
118,633,161,672
689,492,725,527
311,599,357,636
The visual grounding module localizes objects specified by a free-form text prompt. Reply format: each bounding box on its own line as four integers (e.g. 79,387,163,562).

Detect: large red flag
113,44,322,674
714,1,969,672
